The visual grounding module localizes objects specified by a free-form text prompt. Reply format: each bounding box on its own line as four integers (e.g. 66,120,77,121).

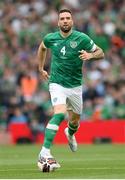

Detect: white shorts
49,83,83,114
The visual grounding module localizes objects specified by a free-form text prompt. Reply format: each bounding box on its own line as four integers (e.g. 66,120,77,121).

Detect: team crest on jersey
70,41,77,48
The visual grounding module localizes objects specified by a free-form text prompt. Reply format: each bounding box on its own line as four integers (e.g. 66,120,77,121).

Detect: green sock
43,128,57,149
68,121,79,136
43,113,65,149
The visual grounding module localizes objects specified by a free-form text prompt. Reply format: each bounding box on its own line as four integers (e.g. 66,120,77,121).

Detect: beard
60,25,72,33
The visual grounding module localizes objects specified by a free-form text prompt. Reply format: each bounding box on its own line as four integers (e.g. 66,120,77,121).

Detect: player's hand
79,50,93,61
39,69,49,80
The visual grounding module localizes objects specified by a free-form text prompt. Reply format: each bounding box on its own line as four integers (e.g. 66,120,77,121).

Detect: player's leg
38,104,67,171
40,104,66,156
38,83,67,171
65,111,80,152
67,110,80,135
64,85,82,152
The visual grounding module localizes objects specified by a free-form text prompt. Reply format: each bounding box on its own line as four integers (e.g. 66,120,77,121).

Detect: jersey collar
59,29,73,39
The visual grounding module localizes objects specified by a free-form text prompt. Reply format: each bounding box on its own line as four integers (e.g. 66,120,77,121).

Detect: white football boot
64,127,77,152
38,154,61,172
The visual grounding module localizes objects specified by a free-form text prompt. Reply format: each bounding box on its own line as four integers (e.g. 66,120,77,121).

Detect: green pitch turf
0,144,125,179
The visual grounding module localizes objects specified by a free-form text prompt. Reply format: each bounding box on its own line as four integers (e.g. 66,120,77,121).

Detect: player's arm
79,45,104,61
37,41,49,80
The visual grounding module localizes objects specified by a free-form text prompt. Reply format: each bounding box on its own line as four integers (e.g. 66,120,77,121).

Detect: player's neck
60,29,72,38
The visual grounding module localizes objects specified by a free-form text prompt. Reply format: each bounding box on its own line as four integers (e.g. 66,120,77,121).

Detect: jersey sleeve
43,33,52,48
81,34,96,52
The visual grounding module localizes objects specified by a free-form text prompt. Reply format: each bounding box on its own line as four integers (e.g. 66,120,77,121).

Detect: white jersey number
60,46,66,56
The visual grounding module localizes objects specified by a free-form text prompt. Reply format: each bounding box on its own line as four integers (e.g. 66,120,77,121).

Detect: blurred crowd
0,0,125,138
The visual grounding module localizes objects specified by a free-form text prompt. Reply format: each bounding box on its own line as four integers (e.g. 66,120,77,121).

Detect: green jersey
43,30,96,88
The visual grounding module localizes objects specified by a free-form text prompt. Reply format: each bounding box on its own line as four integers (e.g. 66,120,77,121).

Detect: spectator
0,0,125,138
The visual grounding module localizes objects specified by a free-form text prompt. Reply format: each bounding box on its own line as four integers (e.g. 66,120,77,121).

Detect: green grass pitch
0,144,125,179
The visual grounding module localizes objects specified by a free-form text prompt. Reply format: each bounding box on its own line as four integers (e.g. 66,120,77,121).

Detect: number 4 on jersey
60,46,66,56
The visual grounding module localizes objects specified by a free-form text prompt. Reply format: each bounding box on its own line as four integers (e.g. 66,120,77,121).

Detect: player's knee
70,119,80,126
70,114,80,126
53,104,67,114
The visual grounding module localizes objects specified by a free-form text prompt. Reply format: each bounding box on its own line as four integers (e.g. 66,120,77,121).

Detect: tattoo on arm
91,46,104,59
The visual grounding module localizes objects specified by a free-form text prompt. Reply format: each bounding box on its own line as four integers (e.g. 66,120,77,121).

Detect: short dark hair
59,9,72,15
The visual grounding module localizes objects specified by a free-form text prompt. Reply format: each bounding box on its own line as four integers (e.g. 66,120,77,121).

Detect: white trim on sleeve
90,44,97,52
